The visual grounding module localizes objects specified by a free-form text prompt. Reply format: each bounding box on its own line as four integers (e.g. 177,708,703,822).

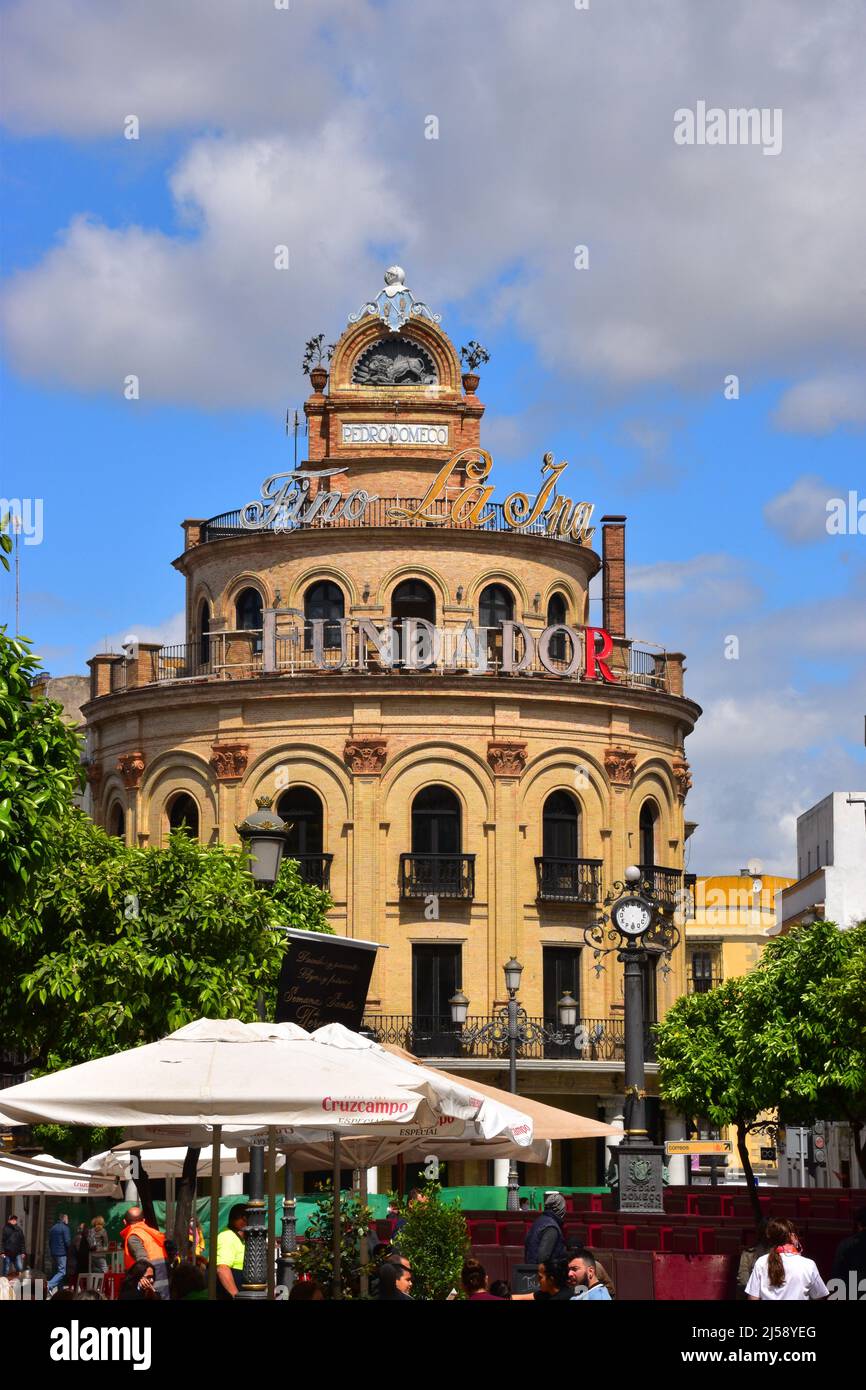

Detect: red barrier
652,1253,735,1301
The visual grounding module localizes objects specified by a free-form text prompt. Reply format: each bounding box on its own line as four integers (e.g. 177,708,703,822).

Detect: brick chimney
601,515,626,637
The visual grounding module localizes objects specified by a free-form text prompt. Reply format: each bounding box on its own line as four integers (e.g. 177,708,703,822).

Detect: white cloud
103,611,185,652
1,0,865,406
774,372,866,434
762,473,838,545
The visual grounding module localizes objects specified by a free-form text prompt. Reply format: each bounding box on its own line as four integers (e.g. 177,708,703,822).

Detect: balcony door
277,786,329,887
543,946,581,1059
412,945,461,1057
412,785,460,854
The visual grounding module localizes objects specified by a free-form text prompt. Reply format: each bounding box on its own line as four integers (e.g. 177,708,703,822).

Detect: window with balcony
535,790,601,903
546,591,568,661
198,600,211,667
401,785,474,898
277,786,331,889
108,802,125,840
688,950,720,994
543,945,581,1058
235,587,263,654
639,799,657,869
304,580,345,651
411,944,462,1057
479,583,514,667
167,793,199,840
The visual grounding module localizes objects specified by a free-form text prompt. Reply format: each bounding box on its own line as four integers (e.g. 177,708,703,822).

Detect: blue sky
1,0,864,873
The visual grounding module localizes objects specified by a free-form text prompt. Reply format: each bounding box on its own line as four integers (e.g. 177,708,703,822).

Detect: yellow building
685,870,794,1181
83,269,703,1189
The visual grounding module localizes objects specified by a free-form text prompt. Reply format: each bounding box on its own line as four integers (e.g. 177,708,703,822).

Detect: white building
774,792,866,933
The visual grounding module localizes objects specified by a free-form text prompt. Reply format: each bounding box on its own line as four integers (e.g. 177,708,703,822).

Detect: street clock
611,894,654,939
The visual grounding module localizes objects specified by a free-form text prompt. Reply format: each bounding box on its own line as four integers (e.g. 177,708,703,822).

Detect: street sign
665,1141,731,1155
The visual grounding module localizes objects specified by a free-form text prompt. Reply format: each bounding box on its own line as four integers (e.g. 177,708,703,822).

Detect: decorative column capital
486,739,527,777
672,756,692,801
344,736,388,774
604,746,636,787
117,751,145,790
210,742,249,781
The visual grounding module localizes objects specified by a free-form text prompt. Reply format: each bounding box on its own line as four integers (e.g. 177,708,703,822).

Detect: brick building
83,269,702,1189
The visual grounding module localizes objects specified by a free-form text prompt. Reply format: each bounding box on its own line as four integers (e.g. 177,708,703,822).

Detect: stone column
487,736,527,1006
344,732,387,942
221,1174,244,1196
366,1168,379,1196
664,1110,687,1186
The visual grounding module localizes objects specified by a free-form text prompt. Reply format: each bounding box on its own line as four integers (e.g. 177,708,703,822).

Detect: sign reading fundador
275,928,380,1032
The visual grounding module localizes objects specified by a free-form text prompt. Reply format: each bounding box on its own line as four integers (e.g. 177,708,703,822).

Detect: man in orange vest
120,1207,169,1299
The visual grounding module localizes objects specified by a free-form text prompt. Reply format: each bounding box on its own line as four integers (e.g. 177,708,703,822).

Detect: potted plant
302,335,335,392
459,340,490,394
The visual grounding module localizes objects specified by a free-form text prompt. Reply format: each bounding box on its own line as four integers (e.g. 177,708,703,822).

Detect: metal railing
682,872,697,920
399,853,476,900
640,864,683,908
687,972,723,995
294,854,333,891
201,498,588,546
362,1014,657,1063
535,856,603,904
107,626,671,693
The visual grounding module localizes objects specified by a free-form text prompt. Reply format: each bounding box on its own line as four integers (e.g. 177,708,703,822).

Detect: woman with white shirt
746,1218,829,1301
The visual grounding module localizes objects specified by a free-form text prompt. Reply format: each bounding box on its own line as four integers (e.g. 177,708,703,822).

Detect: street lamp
449,962,580,1212
235,795,291,1300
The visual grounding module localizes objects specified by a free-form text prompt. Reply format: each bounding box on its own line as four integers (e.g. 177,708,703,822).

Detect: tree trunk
172,1146,201,1261
135,1156,159,1231
850,1119,866,1182
736,1119,762,1224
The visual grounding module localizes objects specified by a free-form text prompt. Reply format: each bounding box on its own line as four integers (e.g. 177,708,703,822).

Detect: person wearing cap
524,1191,567,1265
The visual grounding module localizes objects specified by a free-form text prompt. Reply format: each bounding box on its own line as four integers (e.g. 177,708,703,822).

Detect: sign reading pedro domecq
275,928,380,1032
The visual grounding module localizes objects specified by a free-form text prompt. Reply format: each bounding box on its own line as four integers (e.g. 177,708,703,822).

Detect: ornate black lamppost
449,958,579,1212
236,795,291,1300
581,865,680,1214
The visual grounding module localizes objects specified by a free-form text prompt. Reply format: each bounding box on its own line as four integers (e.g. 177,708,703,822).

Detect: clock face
613,895,653,937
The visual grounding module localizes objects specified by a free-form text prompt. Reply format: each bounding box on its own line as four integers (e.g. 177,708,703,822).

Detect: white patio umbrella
0,1018,537,1298
0,1151,121,1198
82,1144,284,1181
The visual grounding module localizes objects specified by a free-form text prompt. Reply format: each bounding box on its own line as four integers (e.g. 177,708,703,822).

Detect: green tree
294,1183,373,1297
0,629,85,910
0,810,334,1245
655,978,769,1220
737,920,866,1180
392,1182,469,1300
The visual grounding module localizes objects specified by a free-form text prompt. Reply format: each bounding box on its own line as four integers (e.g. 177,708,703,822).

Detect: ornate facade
83,270,701,1187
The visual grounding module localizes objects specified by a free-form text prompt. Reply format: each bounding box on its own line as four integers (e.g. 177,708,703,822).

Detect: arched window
277,786,324,856
168,793,199,839
543,790,581,860
198,600,211,667
639,800,658,869
304,581,345,651
108,802,125,840
412,786,461,855
235,588,263,630
391,579,436,625
546,592,568,662
479,583,514,627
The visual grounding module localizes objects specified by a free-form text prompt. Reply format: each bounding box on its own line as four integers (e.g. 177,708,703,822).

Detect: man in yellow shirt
216,1205,247,1300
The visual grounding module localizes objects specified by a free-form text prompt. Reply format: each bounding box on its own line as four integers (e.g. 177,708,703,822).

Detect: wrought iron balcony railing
293,854,333,891
535,856,602,904
399,853,475,900
640,864,683,908
682,872,697,920
201,498,583,546
363,1014,657,1063
687,972,723,994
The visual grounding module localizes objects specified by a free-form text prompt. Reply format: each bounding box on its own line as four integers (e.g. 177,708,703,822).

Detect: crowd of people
1,1192,864,1302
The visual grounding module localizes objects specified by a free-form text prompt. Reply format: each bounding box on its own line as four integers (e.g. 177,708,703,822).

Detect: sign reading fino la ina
240,449,595,545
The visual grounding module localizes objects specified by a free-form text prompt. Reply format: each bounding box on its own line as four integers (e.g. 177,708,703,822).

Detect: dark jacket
48,1221,72,1257
525,1213,566,1264
831,1232,866,1283
2,1221,26,1257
